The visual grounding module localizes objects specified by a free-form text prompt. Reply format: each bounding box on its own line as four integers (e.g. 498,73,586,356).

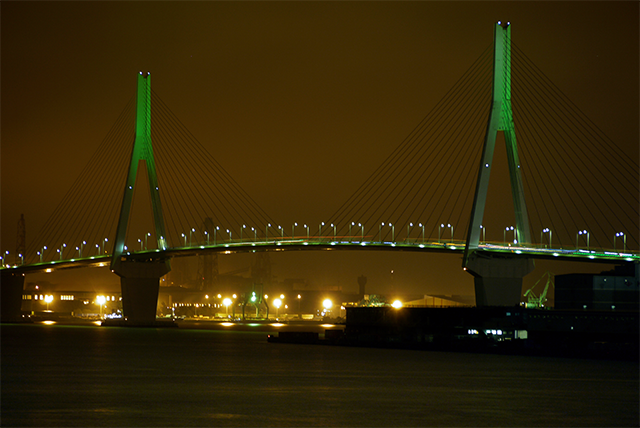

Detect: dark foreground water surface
2,322,638,427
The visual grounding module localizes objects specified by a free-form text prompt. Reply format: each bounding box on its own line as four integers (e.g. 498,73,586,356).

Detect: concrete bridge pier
1,271,25,322
465,253,534,307
115,261,170,325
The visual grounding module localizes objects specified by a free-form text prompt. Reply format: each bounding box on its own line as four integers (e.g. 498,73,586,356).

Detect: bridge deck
3,238,638,275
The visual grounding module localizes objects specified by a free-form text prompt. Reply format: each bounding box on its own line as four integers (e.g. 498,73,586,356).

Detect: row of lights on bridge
0,226,631,268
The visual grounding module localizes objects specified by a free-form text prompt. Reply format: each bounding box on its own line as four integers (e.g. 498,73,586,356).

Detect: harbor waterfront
2,320,638,427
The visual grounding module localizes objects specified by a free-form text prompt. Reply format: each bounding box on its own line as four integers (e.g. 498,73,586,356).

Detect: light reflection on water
2,323,638,427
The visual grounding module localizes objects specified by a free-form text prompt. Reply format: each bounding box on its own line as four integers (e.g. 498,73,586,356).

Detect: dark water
2,322,638,427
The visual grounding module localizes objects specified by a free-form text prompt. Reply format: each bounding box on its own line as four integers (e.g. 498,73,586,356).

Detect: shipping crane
523,271,554,309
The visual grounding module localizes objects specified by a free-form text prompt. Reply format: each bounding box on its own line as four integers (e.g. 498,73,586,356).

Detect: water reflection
2,324,637,427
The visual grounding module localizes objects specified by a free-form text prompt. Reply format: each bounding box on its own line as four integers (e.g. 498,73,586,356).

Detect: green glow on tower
463,22,531,267
111,72,169,273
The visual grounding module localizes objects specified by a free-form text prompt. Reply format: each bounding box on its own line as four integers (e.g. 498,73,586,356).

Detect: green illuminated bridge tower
463,21,535,306
111,72,171,324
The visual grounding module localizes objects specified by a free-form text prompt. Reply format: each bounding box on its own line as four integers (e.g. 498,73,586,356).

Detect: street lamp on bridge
266,224,271,242
439,224,452,243
318,222,324,241
181,233,186,247
504,226,516,245
330,223,336,241
190,228,195,246
614,232,626,252
304,224,309,240
576,230,589,250
292,222,297,239
58,243,66,260
241,224,246,242
541,228,552,249
381,223,394,242
226,229,232,242
407,223,413,243
419,223,425,244
480,225,486,244
349,222,355,242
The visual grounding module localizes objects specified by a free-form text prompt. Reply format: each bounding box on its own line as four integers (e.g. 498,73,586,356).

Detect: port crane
523,271,554,309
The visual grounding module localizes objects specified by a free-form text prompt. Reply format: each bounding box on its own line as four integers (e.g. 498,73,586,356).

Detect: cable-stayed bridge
2,22,638,323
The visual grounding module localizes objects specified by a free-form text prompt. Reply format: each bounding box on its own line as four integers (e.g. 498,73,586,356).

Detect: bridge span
4,237,637,276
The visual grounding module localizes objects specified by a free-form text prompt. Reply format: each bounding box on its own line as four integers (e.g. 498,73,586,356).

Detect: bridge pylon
463,22,534,306
0,271,25,322
110,72,171,323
